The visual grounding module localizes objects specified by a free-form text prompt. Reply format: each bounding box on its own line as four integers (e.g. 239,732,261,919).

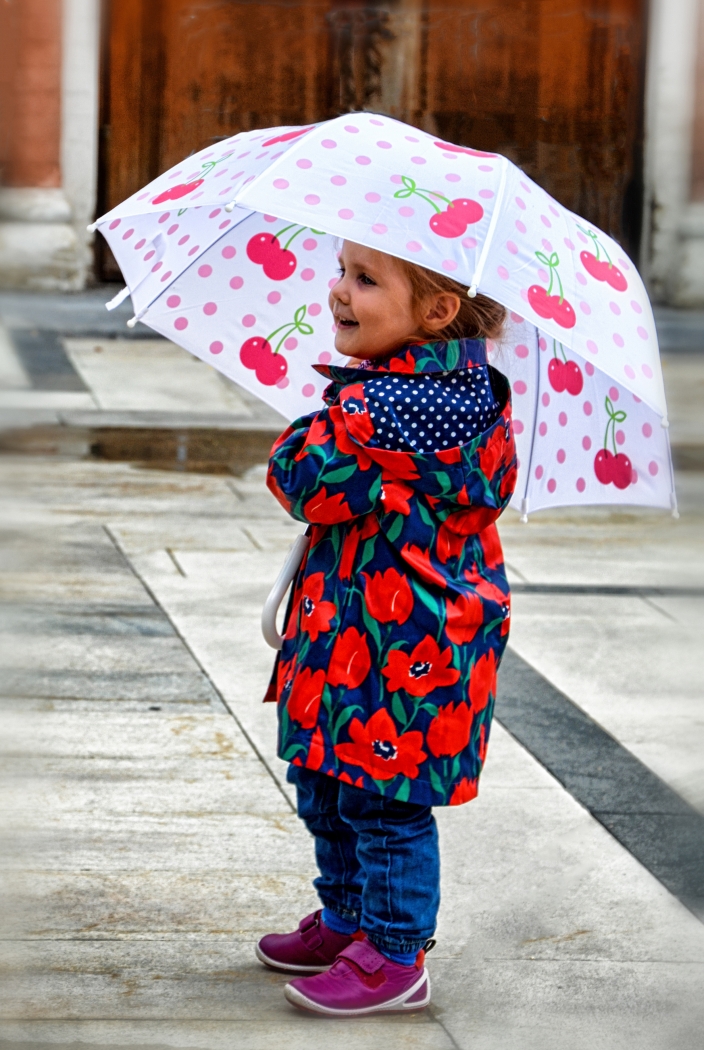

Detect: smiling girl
258,240,517,1016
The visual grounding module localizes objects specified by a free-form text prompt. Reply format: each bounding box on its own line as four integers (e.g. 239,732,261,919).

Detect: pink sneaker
283,938,430,1016
255,910,357,973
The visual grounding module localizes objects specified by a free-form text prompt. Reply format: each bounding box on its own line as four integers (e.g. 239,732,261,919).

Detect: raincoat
265,337,517,807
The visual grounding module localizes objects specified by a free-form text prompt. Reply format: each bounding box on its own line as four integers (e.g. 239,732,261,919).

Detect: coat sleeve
266,393,385,525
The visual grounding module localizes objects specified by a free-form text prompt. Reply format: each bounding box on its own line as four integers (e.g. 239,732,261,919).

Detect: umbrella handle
261,533,310,650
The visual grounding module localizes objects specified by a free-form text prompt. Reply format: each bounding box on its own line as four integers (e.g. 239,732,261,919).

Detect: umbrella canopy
92,113,675,517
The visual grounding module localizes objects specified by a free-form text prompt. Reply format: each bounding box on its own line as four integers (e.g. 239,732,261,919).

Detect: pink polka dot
328,278,338,289
613,333,624,348
406,241,422,252
641,422,653,439
538,268,549,284
520,288,529,303
514,380,527,395
541,215,551,227
638,327,649,341
583,401,593,416
497,265,509,280
462,236,477,249
609,387,619,401
479,164,493,172
506,241,518,255
284,337,298,350
631,468,638,484
515,197,526,210
547,478,557,493
535,465,544,479
624,364,635,379
174,317,188,331
372,223,388,235
322,140,337,149
356,156,371,165
631,300,643,314
297,159,312,169
305,194,320,205
203,302,217,316
167,295,181,308
122,228,134,240
302,383,316,397
209,341,223,355
582,435,591,450
405,134,419,141
331,175,346,186
576,272,587,286
515,220,527,234
264,214,277,222
411,156,426,165
198,265,212,278
558,412,567,426
178,235,190,246
301,268,315,281
586,340,598,355
399,206,414,217
564,238,575,250
377,140,392,149
585,362,595,376
370,119,384,126
338,209,354,219
510,311,523,322
580,302,591,314
549,205,559,217
390,175,403,184
515,344,529,359
539,422,548,437
109,219,121,230
277,376,290,389
538,337,547,351
159,213,170,224
577,231,588,244
273,179,289,189
135,238,146,250
442,259,458,272
188,246,200,256
576,477,586,492
366,191,381,202
242,314,256,327
309,303,322,316
648,461,658,476
138,192,149,200
318,351,332,363
642,363,653,378
303,238,317,250
610,302,621,316
229,276,243,290
542,392,550,407
514,419,524,434
166,224,178,235
144,250,155,261
619,257,630,271
151,261,163,272
446,173,461,183
219,220,231,230
222,245,236,259
479,189,494,199
616,429,625,446
209,209,221,219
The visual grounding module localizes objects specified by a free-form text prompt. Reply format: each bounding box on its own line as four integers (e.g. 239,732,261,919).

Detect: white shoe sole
284,969,431,1016
255,942,331,974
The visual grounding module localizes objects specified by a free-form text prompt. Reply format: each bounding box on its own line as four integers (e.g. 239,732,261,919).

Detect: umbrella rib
468,155,509,297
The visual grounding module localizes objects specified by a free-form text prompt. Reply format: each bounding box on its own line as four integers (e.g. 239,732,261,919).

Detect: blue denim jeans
287,765,440,956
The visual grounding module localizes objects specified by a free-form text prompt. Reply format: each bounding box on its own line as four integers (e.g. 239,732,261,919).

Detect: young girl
258,240,517,1016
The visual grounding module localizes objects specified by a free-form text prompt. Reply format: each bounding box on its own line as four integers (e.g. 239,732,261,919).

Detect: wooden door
98,0,647,278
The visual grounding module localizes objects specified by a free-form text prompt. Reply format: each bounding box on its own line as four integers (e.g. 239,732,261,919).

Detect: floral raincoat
265,338,517,807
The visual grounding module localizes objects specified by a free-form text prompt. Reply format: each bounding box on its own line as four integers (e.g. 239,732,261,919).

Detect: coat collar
313,337,487,384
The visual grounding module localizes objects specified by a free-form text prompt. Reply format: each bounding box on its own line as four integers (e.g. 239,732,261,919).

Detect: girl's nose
330,277,350,304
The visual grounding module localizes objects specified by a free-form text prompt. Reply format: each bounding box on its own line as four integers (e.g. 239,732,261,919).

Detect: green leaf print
429,766,446,799
385,512,405,543
361,601,383,653
417,501,434,528
322,463,358,484
413,582,440,618
332,704,362,742
282,742,307,761
392,692,408,728
358,536,377,571
394,778,411,803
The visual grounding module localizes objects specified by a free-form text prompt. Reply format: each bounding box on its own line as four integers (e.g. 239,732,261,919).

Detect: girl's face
328,241,460,361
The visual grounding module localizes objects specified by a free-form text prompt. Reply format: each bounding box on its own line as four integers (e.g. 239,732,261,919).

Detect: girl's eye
336,266,345,276
359,273,376,286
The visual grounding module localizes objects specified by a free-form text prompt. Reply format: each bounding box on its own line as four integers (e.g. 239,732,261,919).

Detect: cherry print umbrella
91,113,675,516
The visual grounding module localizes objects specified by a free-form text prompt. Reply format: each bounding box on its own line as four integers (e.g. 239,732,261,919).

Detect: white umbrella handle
261,533,310,650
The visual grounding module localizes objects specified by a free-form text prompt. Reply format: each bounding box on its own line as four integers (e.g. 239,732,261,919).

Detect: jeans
287,765,440,956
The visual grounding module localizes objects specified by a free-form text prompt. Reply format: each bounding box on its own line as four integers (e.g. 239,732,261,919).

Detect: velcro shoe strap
298,911,324,950
338,939,385,974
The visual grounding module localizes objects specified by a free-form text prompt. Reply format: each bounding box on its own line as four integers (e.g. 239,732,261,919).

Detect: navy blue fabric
288,764,440,956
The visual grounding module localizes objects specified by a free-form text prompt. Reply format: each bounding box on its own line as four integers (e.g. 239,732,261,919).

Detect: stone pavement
2,450,703,1050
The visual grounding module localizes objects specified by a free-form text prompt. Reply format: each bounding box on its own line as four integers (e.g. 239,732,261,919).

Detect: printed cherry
153,179,204,204
246,224,322,281
547,340,583,394
548,357,567,392
594,395,631,489
527,252,576,330
394,177,483,240
239,305,314,386
263,127,313,148
564,359,584,395
578,227,628,292
433,141,496,158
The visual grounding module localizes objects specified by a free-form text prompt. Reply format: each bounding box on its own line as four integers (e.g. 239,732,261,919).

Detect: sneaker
255,910,357,974
283,938,430,1016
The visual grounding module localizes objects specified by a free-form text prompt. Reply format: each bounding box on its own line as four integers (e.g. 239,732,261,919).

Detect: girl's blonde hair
398,259,506,342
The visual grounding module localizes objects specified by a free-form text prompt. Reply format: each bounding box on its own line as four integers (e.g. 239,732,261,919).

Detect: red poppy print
445,591,483,644
426,702,472,758
400,543,446,588
303,487,353,524
478,425,509,481
469,650,497,712
294,417,330,461
381,480,413,516
339,524,362,581
327,626,371,689
305,726,325,770
329,406,373,470
479,525,503,570
300,572,336,641
288,667,326,728
383,635,460,697
362,567,414,625
366,447,419,481
334,709,426,781
449,777,478,805
437,521,466,564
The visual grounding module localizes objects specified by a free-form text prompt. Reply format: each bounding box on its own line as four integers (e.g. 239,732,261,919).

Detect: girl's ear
420,292,461,333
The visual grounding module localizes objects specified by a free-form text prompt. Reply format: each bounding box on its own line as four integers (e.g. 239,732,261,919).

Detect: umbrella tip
467,285,478,298
126,317,138,329
225,201,236,212
87,222,97,232
661,417,669,428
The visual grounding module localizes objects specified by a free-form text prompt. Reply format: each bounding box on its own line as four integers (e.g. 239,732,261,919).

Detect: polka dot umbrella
91,113,675,517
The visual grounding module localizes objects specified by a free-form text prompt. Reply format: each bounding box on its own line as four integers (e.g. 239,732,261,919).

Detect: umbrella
91,113,676,518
